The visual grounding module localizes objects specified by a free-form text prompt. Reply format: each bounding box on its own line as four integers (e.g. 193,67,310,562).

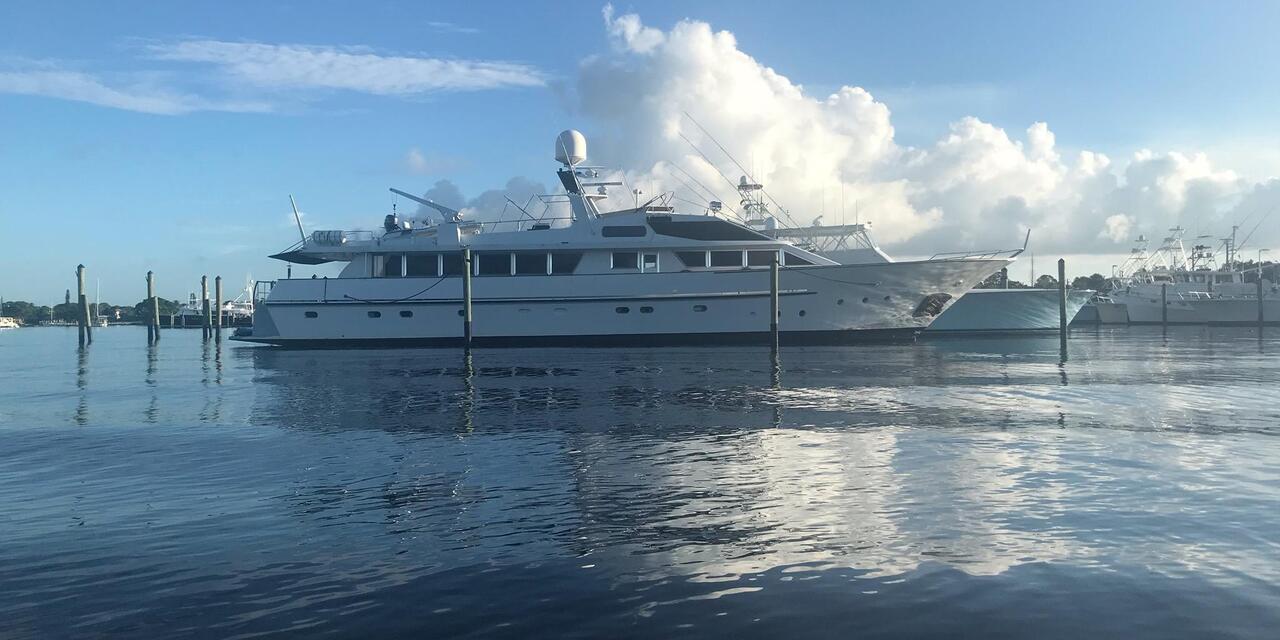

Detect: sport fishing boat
234,131,1012,347
1108,227,1278,324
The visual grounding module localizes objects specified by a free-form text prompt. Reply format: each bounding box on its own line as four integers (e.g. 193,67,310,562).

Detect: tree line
1,298,182,326
975,272,1110,291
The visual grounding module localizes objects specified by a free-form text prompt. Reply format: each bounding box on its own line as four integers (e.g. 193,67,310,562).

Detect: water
2,326,1278,638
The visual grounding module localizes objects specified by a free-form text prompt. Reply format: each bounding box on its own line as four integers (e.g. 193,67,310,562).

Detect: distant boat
0,316,19,329
1108,227,1277,324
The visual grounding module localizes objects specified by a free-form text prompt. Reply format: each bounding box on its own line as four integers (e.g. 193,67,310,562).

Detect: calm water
1,326,1278,638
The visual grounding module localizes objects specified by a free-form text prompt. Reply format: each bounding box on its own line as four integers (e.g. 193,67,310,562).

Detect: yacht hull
235,259,1008,347
924,288,1093,333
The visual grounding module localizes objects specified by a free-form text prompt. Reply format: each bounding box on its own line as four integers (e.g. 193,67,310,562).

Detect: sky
2,0,1279,304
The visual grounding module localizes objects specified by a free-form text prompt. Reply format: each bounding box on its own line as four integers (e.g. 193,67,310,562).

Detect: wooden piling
76,264,91,346
1057,258,1067,353
214,276,223,335
1161,283,1168,328
770,253,780,349
146,271,156,343
462,248,473,346
201,275,210,340
1258,276,1265,329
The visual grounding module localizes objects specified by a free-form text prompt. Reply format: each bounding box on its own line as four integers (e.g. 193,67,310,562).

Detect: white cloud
0,68,271,115
404,147,464,175
567,7,1278,255
149,40,545,94
426,21,480,35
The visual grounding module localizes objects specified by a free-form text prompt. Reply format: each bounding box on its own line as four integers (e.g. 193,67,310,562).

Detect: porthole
399,310,413,318
616,306,630,314
798,310,806,317
368,311,382,318
304,311,318,318
457,309,465,317
861,297,869,303
640,306,654,314
837,298,844,305
693,304,708,312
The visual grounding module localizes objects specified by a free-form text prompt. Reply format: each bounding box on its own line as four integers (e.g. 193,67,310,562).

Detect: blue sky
2,1,1279,303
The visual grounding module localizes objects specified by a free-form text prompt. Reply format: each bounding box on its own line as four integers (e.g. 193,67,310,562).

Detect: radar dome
555,129,587,166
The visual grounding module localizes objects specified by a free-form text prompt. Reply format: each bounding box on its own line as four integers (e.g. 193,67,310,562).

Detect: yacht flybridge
234,131,1013,347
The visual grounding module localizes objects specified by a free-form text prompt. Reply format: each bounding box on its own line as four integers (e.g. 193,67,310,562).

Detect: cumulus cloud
149,40,544,94
563,5,1278,255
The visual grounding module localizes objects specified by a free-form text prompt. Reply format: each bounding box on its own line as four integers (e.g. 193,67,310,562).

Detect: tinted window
304,311,318,318
442,253,465,276
515,252,547,275
405,254,438,277
643,254,658,270
640,306,654,314
693,304,707,312
615,306,630,314
612,252,638,270
675,251,707,268
648,217,770,241
710,250,743,267
551,252,582,274
380,254,403,277
747,250,777,266
477,253,510,276
399,310,413,318
602,225,647,238
367,311,382,318
784,252,814,266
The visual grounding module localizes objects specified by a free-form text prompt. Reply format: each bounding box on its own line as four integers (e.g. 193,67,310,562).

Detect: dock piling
1258,276,1265,329
215,276,223,336
462,248,473,347
1161,283,1168,329
770,253,780,349
1057,259,1067,354
76,264,92,346
201,275,210,340
146,271,156,343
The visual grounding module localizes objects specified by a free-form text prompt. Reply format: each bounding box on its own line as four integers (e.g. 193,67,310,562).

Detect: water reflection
4,327,1280,637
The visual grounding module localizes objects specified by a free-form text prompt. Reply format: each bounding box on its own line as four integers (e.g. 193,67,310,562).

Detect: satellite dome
739,176,749,186
555,130,587,166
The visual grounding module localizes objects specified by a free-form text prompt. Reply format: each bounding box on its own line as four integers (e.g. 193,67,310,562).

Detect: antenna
681,111,801,228
289,195,306,244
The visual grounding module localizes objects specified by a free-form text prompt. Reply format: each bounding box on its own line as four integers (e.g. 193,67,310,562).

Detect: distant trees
0,297,180,325
1071,273,1109,291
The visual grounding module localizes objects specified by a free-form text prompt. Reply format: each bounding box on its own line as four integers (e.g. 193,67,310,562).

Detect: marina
3,3,1279,638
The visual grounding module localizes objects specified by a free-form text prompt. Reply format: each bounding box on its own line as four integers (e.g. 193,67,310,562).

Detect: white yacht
0,316,19,329
1108,228,1278,324
234,131,1012,347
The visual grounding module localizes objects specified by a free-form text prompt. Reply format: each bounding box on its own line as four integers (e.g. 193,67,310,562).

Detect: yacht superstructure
235,131,1012,347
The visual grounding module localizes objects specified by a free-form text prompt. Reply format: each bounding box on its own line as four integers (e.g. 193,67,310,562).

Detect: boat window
399,310,413,318
640,306,654,314
442,253,465,276
477,252,511,276
642,253,659,272
675,251,708,268
784,252,814,266
648,217,770,241
710,250,743,267
551,252,582,275
367,311,382,318
615,306,630,314
693,304,708,312
304,311,318,318
377,254,404,278
612,252,639,270
515,252,547,275
405,254,438,277
1215,274,1233,283
602,225,647,238
747,250,777,267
